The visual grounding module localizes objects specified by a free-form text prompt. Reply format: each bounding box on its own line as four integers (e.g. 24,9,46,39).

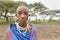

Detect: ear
29,14,30,16
15,14,18,18
15,14,18,17
15,14,18,19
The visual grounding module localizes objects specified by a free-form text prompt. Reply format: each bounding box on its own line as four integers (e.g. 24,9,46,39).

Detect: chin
19,20,27,22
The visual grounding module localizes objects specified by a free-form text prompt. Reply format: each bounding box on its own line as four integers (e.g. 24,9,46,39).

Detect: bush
0,19,15,24
47,20,60,23
0,19,60,24
30,20,42,24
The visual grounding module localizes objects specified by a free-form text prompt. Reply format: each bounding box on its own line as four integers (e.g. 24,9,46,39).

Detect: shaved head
16,5,29,13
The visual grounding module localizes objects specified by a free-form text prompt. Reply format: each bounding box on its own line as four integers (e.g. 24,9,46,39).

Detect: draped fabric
5,24,37,40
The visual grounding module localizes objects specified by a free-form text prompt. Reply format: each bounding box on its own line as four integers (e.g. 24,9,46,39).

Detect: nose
21,14,25,18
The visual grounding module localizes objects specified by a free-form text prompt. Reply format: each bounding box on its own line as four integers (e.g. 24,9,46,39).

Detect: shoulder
32,25,36,32
7,24,16,32
10,24,16,27
29,23,36,32
5,24,16,39
6,23,16,36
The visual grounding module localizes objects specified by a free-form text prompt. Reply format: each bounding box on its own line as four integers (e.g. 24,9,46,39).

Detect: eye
18,13,21,15
17,11,22,15
24,12,28,15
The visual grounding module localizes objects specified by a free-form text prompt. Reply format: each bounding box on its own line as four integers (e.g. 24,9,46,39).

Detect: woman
5,5,37,40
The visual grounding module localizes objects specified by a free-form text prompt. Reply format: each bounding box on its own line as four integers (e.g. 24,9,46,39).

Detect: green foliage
0,1,28,22
0,19,60,24
33,2,47,12
48,20,60,23
0,1,28,13
0,18,15,24
30,20,60,24
30,20,42,24
0,0,12,1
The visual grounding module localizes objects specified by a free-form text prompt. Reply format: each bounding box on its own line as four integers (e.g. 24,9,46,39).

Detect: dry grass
0,23,60,40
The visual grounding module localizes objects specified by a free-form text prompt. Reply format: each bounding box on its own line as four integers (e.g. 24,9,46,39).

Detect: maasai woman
5,5,37,40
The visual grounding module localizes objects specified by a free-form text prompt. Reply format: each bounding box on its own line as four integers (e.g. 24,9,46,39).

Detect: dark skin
16,6,37,39
16,6,29,28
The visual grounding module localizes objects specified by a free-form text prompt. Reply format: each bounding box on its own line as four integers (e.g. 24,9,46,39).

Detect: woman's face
16,7,29,23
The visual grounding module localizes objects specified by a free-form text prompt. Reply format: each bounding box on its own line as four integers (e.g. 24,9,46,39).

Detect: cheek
16,15,20,19
26,16,29,19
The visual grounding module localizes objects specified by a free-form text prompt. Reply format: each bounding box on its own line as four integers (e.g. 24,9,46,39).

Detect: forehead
16,6,29,13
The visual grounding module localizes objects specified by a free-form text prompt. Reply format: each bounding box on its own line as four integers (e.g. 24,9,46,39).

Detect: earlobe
15,14,18,19
15,14,17,18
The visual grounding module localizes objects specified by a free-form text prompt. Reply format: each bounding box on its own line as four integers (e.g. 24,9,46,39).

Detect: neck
19,22,27,28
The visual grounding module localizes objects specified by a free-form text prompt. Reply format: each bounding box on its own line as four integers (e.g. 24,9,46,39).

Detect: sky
13,0,60,10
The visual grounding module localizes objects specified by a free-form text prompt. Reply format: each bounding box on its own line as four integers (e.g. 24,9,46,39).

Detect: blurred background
0,0,60,40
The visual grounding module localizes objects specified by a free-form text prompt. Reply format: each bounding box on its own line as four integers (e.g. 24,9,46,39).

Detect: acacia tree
0,1,28,22
28,2,48,21
0,1,16,21
49,10,60,21
40,10,60,22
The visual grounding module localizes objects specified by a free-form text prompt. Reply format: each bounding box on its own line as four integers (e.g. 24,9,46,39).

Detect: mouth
20,19,26,22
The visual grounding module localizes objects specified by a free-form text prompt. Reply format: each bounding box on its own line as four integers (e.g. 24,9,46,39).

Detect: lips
20,19,26,22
